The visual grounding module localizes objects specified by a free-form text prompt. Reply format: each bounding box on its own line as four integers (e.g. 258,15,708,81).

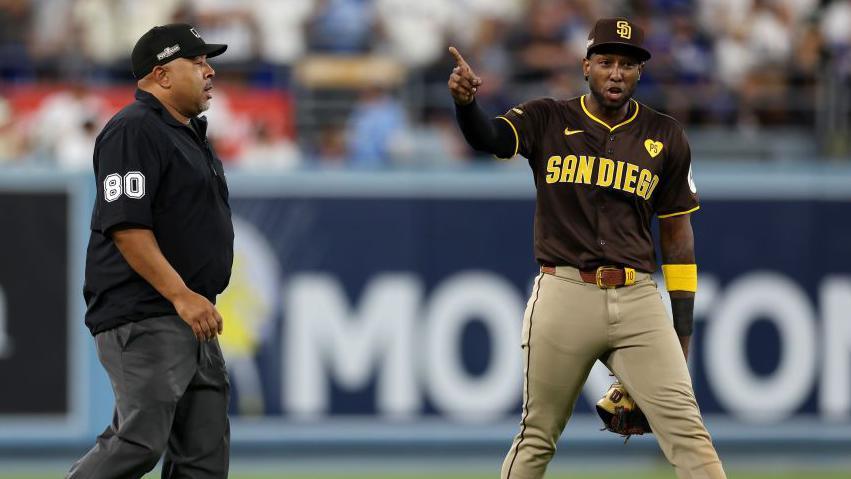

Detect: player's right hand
448,46,482,106
173,290,223,341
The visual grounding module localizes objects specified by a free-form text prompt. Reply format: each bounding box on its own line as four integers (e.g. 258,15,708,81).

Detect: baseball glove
596,382,652,442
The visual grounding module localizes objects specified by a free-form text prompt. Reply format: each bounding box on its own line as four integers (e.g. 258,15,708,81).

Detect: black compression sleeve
454,100,517,158
671,297,695,337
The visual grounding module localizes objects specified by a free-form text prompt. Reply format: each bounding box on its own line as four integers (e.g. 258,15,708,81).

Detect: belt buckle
596,266,618,289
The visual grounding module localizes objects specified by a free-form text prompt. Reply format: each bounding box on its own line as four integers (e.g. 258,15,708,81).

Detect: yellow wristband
662,264,698,292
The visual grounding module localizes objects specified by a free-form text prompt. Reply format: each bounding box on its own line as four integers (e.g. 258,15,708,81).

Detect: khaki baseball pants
501,267,725,479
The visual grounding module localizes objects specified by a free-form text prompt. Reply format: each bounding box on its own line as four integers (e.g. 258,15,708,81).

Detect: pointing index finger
448,46,469,70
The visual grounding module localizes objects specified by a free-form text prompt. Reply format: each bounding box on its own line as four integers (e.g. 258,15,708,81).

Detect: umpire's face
160,55,216,118
583,50,643,110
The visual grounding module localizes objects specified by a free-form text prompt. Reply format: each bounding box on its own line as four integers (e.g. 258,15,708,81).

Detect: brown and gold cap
586,18,651,62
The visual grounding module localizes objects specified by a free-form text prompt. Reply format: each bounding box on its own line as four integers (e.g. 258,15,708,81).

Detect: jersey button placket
607,134,615,155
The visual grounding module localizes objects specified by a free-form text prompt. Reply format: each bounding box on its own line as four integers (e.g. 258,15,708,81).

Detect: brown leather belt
541,265,637,289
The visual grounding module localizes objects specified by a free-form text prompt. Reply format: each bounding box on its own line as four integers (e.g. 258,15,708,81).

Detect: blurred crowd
0,0,849,170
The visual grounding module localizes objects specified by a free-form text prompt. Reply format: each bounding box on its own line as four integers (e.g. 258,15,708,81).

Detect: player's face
583,52,642,110
164,56,216,117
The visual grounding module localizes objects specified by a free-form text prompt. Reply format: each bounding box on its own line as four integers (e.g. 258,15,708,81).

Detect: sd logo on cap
586,18,651,62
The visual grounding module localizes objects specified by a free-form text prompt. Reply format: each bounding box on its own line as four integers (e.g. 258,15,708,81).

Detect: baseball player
448,18,726,479
68,24,232,478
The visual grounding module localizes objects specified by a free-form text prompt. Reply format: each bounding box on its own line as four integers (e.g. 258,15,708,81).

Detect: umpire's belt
541,265,637,289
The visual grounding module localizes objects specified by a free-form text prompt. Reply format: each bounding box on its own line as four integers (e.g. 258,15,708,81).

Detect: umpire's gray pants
67,315,230,479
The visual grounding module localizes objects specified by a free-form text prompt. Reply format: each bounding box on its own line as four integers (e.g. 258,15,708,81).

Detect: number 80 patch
104,171,146,202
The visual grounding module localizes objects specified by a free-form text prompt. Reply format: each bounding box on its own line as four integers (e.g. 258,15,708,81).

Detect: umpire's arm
112,228,223,341
659,214,696,361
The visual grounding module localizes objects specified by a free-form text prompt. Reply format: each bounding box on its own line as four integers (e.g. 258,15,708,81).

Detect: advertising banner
215,175,851,444
0,192,69,415
3,171,848,447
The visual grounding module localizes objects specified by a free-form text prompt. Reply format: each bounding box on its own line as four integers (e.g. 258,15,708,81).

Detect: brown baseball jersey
498,95,698,273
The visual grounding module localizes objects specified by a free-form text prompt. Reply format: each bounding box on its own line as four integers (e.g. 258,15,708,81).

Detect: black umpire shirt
83,89,234,335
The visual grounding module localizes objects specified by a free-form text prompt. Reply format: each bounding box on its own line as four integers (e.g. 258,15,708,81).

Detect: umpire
67,24,232,479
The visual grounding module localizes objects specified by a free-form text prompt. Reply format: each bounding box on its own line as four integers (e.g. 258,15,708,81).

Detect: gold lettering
597,157,615,187
636,169,653,197
576,156,594,184
560,155,578,183
545,155,562,184
644,175,660,199
616,21,632,39
614,161,625,190
622,163,639,194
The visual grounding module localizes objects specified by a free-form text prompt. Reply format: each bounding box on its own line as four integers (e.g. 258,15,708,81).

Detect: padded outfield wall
0,164,849,453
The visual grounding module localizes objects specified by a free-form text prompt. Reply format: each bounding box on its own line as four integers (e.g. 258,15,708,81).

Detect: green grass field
220,471,849,479
164,474,840,479
2,472,849,479
208,474,840,479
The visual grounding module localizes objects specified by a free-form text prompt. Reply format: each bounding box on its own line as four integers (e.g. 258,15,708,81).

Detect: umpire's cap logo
131,23,228,78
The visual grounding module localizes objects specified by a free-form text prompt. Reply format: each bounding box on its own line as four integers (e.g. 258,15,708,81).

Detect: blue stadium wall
0,164,849,452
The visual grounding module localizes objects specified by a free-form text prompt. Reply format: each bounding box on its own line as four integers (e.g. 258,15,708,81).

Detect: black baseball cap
586,18,651,62
131,24,227,78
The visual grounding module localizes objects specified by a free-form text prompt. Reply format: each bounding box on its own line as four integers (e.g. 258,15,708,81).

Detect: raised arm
448,46,517,158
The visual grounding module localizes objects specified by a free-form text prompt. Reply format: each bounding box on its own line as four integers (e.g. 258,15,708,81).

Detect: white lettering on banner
423,272,523,421
278,268,850,422
820,277,851,420
705,272,817,423
0,286,11,358
284,273,422,418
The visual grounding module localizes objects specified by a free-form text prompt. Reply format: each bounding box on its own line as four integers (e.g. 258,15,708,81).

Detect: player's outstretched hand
173,290,223,341
448,46,482,106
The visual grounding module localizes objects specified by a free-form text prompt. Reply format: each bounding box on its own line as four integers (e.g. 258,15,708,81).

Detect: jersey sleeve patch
103,171,146,202
92,124,161,233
